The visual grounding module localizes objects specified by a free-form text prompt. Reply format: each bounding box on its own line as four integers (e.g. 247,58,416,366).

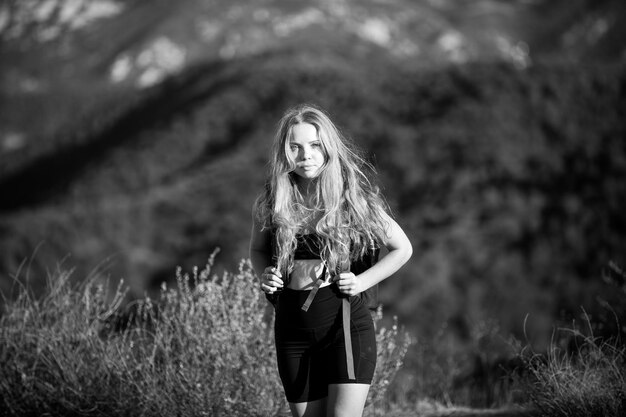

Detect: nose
300,146,311,160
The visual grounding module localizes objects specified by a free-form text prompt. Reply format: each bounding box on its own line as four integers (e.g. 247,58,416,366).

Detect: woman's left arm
335,211,413,296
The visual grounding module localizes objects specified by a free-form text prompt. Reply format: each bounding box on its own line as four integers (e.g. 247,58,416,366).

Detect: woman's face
288,123,327,181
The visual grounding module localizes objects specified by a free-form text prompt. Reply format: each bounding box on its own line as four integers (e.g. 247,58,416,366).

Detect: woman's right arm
249,210,271,276
249,210,283,292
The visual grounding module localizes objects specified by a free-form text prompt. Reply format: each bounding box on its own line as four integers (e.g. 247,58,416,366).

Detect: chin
296,170,320,179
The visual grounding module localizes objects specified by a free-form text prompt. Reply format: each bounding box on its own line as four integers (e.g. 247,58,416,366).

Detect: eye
289,143,299,152
311,141,322,148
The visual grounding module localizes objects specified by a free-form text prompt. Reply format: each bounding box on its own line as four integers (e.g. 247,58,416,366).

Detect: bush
0,255,410,416
524,315,626,417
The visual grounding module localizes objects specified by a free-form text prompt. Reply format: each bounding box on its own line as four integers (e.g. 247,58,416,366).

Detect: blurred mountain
2,0,625,82
2,0,624,154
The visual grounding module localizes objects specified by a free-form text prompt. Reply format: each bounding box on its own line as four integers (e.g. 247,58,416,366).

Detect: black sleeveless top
294,233,323,260
268,228,380,310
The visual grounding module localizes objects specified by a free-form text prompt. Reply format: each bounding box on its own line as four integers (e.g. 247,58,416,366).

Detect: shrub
524,316,626,417
0,255,410,416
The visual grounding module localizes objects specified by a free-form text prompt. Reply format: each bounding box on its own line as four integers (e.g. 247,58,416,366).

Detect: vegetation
524,319,626,417
522,263,626,417
1,53,625,409
0,255,410,417
1,3,625,411
2,1,625,413
4,258,626,415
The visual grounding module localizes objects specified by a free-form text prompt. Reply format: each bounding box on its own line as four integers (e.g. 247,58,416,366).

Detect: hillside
1,0,626,407
2,49,625,340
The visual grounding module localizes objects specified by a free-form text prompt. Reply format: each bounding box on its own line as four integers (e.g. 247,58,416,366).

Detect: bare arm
335,210,412,295
249,210,283,292
249,211,271,277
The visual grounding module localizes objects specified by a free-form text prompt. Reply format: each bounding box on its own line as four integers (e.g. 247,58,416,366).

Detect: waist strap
301,264,327,312
301,278,324,312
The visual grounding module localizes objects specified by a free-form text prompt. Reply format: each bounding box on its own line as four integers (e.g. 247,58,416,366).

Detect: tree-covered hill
1,46,625,355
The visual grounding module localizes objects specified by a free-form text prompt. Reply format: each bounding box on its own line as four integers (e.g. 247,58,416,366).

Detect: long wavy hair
254,104,390,276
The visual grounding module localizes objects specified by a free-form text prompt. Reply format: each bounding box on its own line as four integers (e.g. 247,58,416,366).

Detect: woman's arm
249,211,271,277
335,210,412,296
249,210,283,292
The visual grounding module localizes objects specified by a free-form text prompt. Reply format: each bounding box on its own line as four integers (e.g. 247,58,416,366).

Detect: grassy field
2,256,625,416
0,256,412,416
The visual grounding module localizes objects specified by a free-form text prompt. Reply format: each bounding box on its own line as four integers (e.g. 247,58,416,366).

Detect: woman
249,104,412,417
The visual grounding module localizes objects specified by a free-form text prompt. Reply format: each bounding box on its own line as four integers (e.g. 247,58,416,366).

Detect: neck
296,178,317,203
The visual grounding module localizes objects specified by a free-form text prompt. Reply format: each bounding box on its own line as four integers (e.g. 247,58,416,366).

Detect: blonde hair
254,104,389,276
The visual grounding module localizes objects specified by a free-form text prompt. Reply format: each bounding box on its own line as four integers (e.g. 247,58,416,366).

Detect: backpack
266,230,380,311
349,238,380,311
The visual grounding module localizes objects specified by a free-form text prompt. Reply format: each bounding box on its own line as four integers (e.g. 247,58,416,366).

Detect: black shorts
274,285,377,403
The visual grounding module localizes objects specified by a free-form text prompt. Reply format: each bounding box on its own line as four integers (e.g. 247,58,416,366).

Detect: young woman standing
250,104,412,417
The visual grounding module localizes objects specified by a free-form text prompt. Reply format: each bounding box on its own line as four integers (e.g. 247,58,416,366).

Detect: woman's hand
333,272,363,297
261,266,284,294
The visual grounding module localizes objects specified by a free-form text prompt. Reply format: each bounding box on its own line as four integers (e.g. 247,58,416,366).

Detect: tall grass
523,263,626,417
524,313,626,417
0,255,410,417
393,319,526,410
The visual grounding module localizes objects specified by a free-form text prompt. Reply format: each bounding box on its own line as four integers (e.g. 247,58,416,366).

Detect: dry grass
0,254,410,417
524,314,626,417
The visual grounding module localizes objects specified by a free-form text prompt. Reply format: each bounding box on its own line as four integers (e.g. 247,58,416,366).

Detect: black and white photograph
1,1,625,416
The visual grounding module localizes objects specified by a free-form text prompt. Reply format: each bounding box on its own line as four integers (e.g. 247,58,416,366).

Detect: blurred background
1,0,625,407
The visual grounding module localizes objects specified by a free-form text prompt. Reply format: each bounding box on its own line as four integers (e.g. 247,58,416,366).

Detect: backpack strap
342,297,356,379
301,264,327,312
340,237,379,380
265,227,280,306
